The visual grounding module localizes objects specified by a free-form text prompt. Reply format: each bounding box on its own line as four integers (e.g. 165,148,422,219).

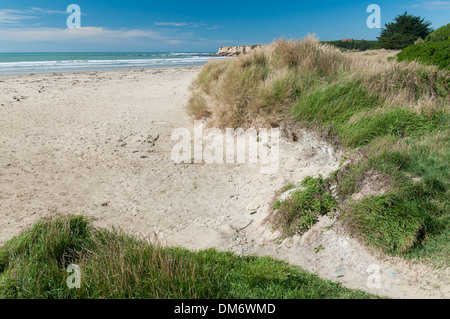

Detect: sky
0,0,449,52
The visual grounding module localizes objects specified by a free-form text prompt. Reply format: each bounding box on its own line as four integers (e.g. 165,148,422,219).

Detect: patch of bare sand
0,67,447,299
347,49,401,61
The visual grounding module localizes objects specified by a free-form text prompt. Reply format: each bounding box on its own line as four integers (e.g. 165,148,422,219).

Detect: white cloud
155,22,215,29
0,27,174,43
189,23,207,28
0,8,201,47
410,1,450,10
155,22,188,27
29,7,69,15
0,9,37,23
0,7,73,24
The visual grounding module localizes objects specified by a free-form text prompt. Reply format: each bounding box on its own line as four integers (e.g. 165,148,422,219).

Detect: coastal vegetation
1,11,448,300
188,35,449,265
0,215,374,299
377,12,433,50
273,176,336,236
324,12,434,52
321,40,378,51
397,23,450,70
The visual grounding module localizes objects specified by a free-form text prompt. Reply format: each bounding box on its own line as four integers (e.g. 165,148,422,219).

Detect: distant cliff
216,45,262,57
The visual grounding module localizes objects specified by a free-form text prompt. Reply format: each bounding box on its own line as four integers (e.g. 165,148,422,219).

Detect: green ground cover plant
0,215,374,299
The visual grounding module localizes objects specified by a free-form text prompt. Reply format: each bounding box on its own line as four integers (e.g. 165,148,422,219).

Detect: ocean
0,52,226,75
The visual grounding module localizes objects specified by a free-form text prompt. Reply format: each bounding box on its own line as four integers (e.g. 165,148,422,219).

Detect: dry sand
0,66,448,299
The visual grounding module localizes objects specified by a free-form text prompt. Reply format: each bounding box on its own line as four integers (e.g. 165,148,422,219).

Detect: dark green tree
378,12,433,49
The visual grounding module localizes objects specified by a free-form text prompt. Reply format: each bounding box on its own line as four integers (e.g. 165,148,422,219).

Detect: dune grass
0,215,374,299
273,176,336,236
188,36,449,266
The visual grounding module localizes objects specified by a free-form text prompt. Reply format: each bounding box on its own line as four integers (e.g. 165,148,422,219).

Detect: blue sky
0,0,449,52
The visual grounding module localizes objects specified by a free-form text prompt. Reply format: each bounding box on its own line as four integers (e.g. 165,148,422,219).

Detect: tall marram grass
0,215,374,299
189,36,449,265
189,35,449,129
189,36,352,128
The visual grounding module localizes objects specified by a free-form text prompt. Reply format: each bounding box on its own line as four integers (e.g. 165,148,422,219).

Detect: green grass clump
292,80,380,140
397,23,450,70
341,108,444,147
368,133,449,261
343,193,433,254
273,176,336,236
0,215,375,299
333,132,449,260
293,80,445,148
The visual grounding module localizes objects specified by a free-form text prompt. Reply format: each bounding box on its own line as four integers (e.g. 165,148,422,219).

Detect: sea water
0,52,226,75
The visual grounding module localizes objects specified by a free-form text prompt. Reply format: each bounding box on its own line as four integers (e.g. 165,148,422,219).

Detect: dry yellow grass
188,36,449,128
347,49,400,61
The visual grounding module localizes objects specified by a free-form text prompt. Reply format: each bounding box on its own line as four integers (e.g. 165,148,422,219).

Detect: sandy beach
0,66,448,299
0,66,337,248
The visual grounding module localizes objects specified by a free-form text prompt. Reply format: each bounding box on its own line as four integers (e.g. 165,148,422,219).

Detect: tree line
323,12,434,51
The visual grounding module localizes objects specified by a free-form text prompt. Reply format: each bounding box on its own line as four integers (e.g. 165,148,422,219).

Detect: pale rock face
216,45,261,57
